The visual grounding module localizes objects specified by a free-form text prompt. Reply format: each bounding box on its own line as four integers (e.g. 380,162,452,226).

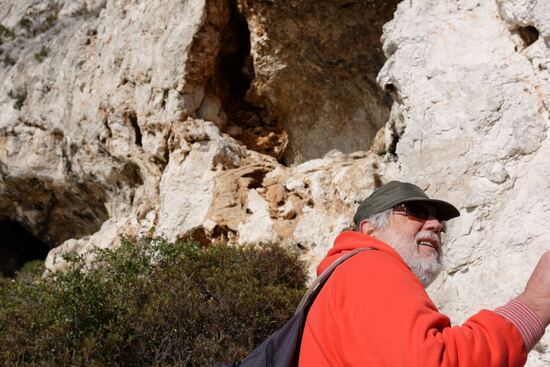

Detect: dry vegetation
0,238,307,366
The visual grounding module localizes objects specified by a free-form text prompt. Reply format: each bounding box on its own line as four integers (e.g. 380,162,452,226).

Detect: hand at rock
518,251,550,327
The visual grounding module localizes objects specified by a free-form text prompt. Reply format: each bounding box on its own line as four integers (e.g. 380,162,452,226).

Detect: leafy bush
0,23,16,46
0,238,307,366
34,46,49,63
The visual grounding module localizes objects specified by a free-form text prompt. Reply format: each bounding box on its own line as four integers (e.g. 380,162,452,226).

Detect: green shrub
0,23,16,46
0,238,307,366
0,24,16,39
34,46,49,63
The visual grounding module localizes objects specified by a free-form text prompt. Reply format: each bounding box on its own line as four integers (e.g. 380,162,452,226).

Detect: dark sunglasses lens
407,203,430,219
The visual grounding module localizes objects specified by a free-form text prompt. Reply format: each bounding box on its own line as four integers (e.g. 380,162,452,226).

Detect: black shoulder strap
295,247,373,313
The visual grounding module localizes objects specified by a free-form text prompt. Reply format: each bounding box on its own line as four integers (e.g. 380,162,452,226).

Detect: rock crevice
1,2,550,363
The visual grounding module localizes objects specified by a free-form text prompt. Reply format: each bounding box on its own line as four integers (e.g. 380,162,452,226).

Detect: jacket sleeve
326,251,528,367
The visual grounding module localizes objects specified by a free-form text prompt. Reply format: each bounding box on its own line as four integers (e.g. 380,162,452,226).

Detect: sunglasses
392,203,435,220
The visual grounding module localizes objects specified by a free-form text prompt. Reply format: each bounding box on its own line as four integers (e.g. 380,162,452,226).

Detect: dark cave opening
516,25,539,48
125,111,142,147
198,0,403,164
224,0,402,164
219,4,252,103
0,220,50,277
215,2,288,161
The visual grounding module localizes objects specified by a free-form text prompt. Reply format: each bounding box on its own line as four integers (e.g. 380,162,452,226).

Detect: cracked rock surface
379,1,549,364
0,0,549,363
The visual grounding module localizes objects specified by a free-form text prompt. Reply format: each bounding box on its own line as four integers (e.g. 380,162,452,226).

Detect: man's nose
423,216,443,234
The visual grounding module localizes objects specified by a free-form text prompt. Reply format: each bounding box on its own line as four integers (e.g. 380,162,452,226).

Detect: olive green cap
353,181,460,226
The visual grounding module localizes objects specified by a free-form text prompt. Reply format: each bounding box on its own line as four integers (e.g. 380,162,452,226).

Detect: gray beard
378,229,443,288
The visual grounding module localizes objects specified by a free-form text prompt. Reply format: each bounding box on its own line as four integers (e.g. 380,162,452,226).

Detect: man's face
377,203,444,287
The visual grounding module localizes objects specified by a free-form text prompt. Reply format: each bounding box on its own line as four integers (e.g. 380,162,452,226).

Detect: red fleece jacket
298,231,528,367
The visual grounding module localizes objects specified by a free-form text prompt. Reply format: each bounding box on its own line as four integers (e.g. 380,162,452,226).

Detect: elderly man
298,181,549,366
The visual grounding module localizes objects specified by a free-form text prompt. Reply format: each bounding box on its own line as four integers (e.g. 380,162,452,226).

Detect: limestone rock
379,1,550,364
2,0,400,269
0,0,209,250
155,118,244,242
498,0,550,47
1,0,550,364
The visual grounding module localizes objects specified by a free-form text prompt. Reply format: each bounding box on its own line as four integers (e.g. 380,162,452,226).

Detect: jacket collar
316,231,406,275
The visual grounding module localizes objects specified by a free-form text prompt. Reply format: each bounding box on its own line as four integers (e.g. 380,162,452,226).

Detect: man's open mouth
416,239,439,251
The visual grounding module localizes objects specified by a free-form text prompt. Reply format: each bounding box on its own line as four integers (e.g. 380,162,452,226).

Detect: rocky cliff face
379,1,550,363
0,0,548,364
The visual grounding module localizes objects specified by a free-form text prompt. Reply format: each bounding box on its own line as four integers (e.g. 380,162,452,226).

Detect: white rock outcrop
1,0,549,364
378,0,549,364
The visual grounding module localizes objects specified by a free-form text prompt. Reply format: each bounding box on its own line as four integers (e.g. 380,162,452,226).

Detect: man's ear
359,220,376,235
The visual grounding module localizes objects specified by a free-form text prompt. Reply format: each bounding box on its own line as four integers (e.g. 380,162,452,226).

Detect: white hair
359,209,392,231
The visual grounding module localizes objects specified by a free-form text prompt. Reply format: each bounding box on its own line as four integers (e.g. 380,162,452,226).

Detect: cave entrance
230,0,402,164
0,220,50,277
213,1,288,160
